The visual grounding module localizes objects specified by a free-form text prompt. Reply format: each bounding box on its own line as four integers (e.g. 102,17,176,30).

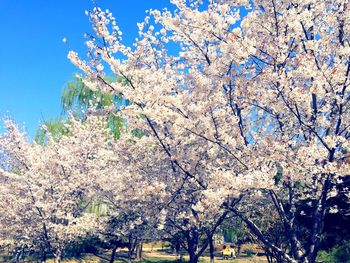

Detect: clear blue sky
0,0,174,138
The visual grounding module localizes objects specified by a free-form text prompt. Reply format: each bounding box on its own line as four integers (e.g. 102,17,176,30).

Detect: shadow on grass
140,258,184,263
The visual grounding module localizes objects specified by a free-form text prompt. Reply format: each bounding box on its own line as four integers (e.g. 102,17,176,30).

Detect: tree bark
229,207,297,263
305,174,331,263
237,243,241,257
188,251,199,263
14,249,22,263
53,249,61,263
188,231,199,263
175,240,180,257
127,249,132,263
269,189,304,261
135,241,143,261
127,235,137,263
110,245,118,263
209,235,215,263
40,250,47,263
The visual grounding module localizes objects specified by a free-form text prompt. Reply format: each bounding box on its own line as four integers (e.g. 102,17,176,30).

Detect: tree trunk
230,207,298,263
209,236,215,263
305,175,331,263
135,241,143,261
127,248,132,263
14,247,24,263
187,228,199,263
127,235,137,263
54,249,61,263
175,241,181,257
179,252,184,262
265,253,273,263
110,245,118,263
40,251,47,263
187,237,198,263
188,252,199,263
128,244,133,263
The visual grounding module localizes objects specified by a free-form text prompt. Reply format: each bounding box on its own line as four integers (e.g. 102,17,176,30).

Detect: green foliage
223,227,246,244
316,250,333,263
131,127,144,139
294,180,302,189
273,164,283,185
34,74,137,145
35,76,128,145
0,254,12,262
61,76,127,139
107,113,124,139
34,119,69,145
63,236,101,258
316,240,350,263
61,77,116,115
88,202,109,216
243,249,254,257
223,228,237,244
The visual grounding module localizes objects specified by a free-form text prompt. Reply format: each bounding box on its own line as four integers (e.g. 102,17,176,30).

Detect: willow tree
61,76,126,139
35,76,125,145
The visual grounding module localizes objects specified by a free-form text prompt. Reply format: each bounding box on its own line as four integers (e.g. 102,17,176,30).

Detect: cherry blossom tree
68,0,350,262
0,118,111,262
90,136,168,263
90,126,230,263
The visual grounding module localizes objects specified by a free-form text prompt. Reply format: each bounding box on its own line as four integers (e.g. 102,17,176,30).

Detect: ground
42,250,267,263
0,243,267,262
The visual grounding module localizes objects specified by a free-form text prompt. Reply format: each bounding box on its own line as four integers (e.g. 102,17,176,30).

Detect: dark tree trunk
135,241,143,261
237,244,241,257
175,241,180,256
127,235,138,263
187,227,199,263
305,175,331,263
188,252,199,263
265,253,273,263
230,207,297,263
40,251,47,263
127,249,132,263
54,249,61,263
14,253,20,263
109,245,118,263
209,236,215,263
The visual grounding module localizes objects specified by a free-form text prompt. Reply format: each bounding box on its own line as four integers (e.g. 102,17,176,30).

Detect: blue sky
0,0,174,138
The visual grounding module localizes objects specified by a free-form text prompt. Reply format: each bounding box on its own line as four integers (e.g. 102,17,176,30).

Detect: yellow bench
222,245,236,259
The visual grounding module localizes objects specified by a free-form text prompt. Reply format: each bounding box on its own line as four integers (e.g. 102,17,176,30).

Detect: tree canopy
1,1,350,263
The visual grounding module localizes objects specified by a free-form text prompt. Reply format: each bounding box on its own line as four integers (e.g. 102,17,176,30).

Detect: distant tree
35,118,69,145
61,76,125,139
35,76,126,145
0,118,109,262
